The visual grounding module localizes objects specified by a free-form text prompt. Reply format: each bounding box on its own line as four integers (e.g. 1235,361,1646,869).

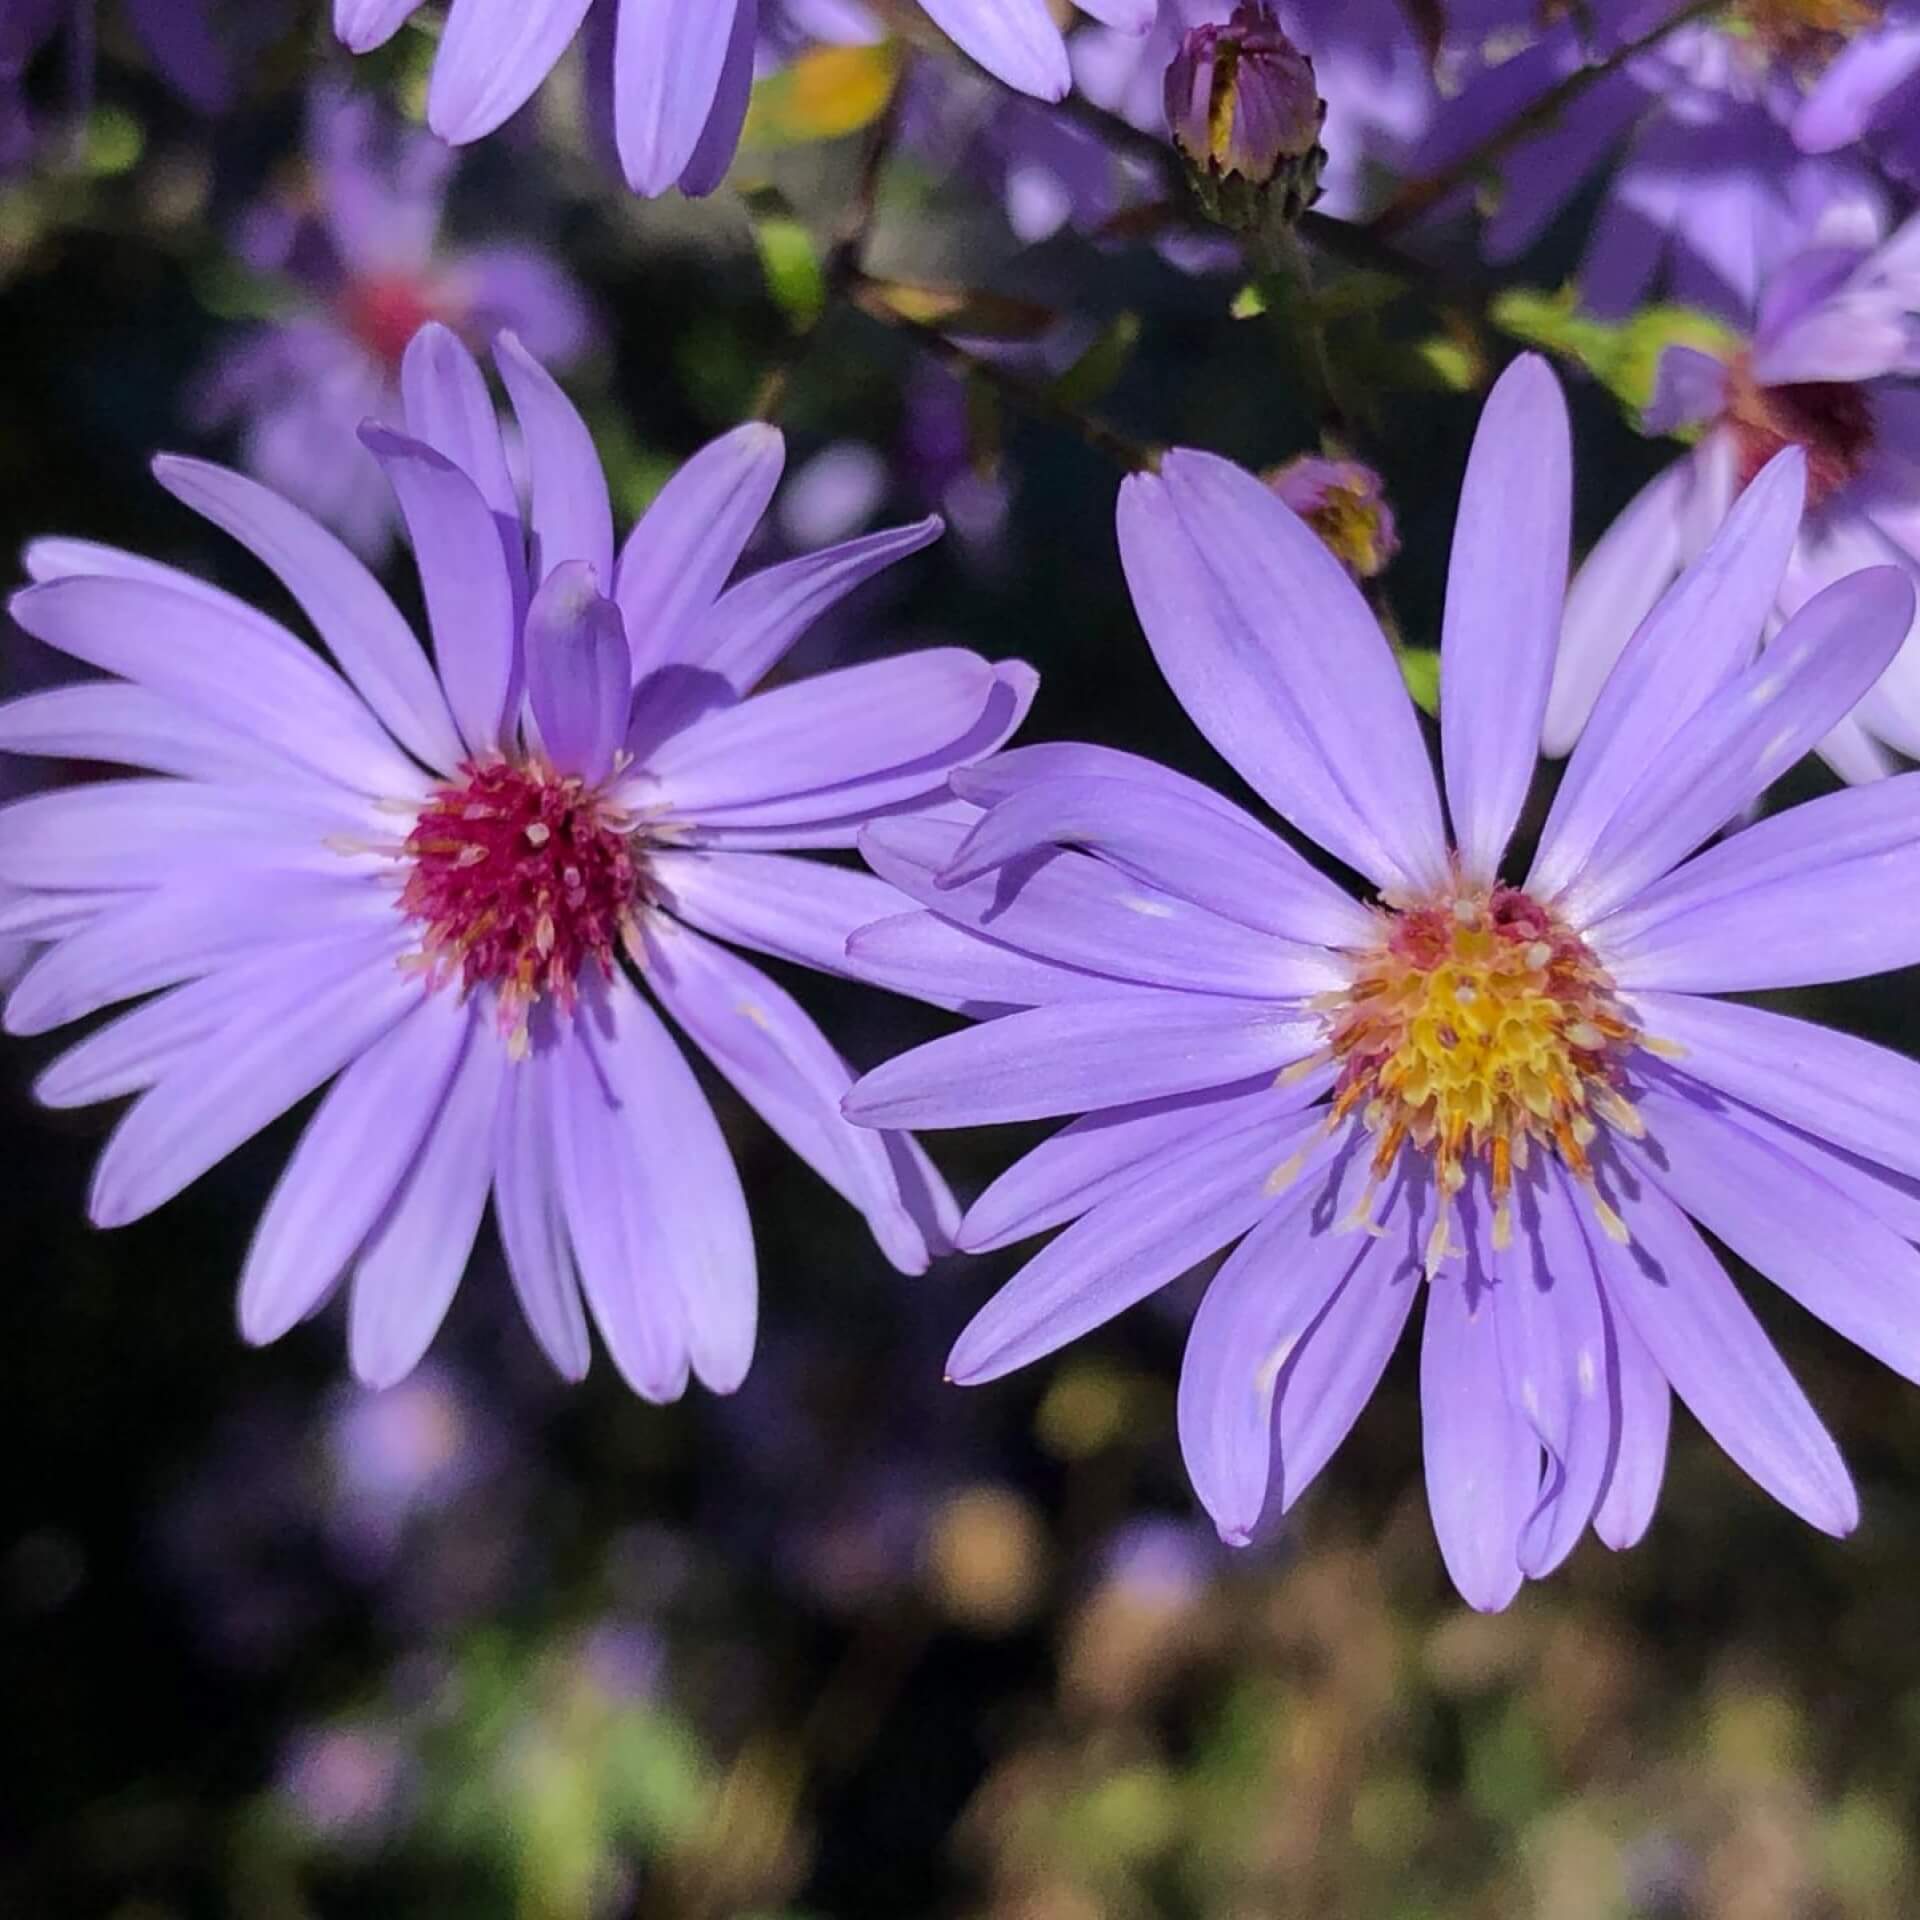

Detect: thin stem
847,271,1163,473
1365,0,1721,237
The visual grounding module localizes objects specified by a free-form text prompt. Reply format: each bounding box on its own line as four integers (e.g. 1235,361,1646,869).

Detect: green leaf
752,214,828,331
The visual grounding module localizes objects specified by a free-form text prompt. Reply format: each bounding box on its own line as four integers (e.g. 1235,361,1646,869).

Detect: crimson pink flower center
1725,353,1876,509
399,758,642,1049
340,276,449,369
1322,884,1641,1266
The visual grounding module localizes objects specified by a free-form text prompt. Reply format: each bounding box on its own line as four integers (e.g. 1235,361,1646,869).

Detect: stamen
1323,879,1642,1260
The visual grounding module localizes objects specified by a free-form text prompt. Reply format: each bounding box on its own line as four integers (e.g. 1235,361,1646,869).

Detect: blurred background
5,11,1920,1920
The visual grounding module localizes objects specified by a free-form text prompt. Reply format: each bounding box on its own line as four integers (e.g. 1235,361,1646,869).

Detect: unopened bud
1165,2,1326,232
1268,455,1399,579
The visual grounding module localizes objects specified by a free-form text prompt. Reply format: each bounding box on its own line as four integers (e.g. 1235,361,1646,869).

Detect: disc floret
399,757,643,1053
1324,883,1642,1268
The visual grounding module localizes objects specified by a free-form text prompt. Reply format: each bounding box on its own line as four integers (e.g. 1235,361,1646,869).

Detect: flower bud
1268,455,1399,579
1165,3,1327,232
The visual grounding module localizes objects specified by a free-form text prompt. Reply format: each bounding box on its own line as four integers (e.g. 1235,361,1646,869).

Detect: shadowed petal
1422,1250,1539,1612
645,650,999,817
1592,772,1920,991
614,0,748,193
1556,567,1917,927
951,1105,1336,1385
1631,1081,1920,1385
349,1014,507,1388
941,772,1377,950
496,331,615,588
8,576,423,798
673,515,944,694
1544,461,1692,758
239,993,472,1347
585,974,757,1393
1590,1274,1667,1550
152,456,465,776
1602,1166,1856,1536
363,424,519,757
524,562,630,785
845,910,1148,1014
336,0,419,52
617,424,784,683
1631,992,1920,1181
861,811,1345,998
0,683,308,786
88,928,421,1228
960,1073,1329,1253
1179,1150,1401,1545
1532,448,1804,901
494,1039,592,1380
645,918,938,1274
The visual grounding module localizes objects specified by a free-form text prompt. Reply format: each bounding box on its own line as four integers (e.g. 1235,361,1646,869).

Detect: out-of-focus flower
0,321,1034,1393
196,87,595,561
1417,2,1892,318
335,0,1153,195
1166,0,1326,228
847,354,1920,1610
0,0,246,168
278,1719,415,1841
1268,453,1399,578
1549,209,1920,782
1792,3,1920,178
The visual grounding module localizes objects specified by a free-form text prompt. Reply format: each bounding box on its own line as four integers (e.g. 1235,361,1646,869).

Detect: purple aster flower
845,353,1920,1610
1416,2,1889,318
196,86,595,562
1794,4,1920,178
0,321,1033,1394
1268,453,1399,579
1549,208,1920,783
334,0,1153,197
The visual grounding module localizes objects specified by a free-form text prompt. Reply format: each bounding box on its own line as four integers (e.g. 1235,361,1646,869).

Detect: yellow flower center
1320,884,1642,1270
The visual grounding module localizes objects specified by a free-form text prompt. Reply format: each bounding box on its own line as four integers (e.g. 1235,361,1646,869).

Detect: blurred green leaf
753,215,828,331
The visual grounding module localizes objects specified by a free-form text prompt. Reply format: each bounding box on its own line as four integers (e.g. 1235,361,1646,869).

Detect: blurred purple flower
0,321,1033,1393
196,87,594,562
1549,208,1920,781
336,0,1154,196
0,0,243,167
1418,2,1891,318
1794,4,1920,179
279,1719,415,1841
847,355,1920,1610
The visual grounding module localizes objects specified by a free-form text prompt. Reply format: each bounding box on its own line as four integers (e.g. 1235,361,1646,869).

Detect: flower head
845,354,1920,1609
1,322,1033,1393
1165,0,1326,223
196,87,595,561
1550,208,1920,782
1268,454,1399,577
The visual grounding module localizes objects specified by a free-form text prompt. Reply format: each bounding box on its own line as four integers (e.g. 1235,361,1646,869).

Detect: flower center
1730,0,1883,64
1725,352,1876,510
340,276,446,370
1322,885,1641,1268
398,759,642,1053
